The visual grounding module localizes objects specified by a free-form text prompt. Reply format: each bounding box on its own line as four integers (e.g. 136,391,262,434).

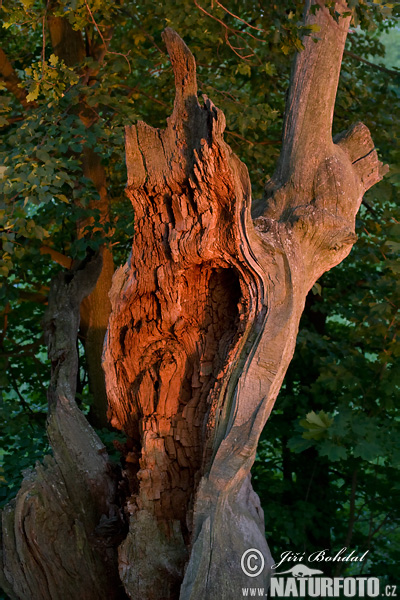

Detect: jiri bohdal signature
272,547,369,571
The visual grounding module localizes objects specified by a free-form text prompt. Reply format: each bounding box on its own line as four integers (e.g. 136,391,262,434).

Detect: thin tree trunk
48,13,113,428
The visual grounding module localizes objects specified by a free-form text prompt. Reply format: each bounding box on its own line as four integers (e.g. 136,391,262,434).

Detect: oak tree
0,0,397,599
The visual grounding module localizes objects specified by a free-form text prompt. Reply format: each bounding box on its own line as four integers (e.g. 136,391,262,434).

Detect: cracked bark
103,3,386,599
0,1,387,599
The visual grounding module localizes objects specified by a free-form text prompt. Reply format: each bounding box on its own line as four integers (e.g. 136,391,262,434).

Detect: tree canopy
1,0,400,596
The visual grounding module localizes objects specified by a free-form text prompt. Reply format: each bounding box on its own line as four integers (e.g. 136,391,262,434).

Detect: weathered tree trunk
0,2,386,599
0,254,126,599
103,3,386,598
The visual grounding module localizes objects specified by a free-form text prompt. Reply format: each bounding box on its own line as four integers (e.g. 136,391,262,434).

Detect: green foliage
0,299,49,507
0,0,399,588
298,410,334,441
372,24,400,66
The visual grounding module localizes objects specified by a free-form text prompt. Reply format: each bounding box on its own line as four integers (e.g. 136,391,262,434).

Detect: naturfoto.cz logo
270,569,380,598
240,547,398,598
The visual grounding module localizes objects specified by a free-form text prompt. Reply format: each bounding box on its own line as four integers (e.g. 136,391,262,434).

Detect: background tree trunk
0,2,387,599
48,12,114,428
0,254,126,599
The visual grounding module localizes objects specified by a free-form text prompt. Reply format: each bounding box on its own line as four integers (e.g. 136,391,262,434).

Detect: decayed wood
0,1,387,599
103,2,386,598
0,254,126,600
